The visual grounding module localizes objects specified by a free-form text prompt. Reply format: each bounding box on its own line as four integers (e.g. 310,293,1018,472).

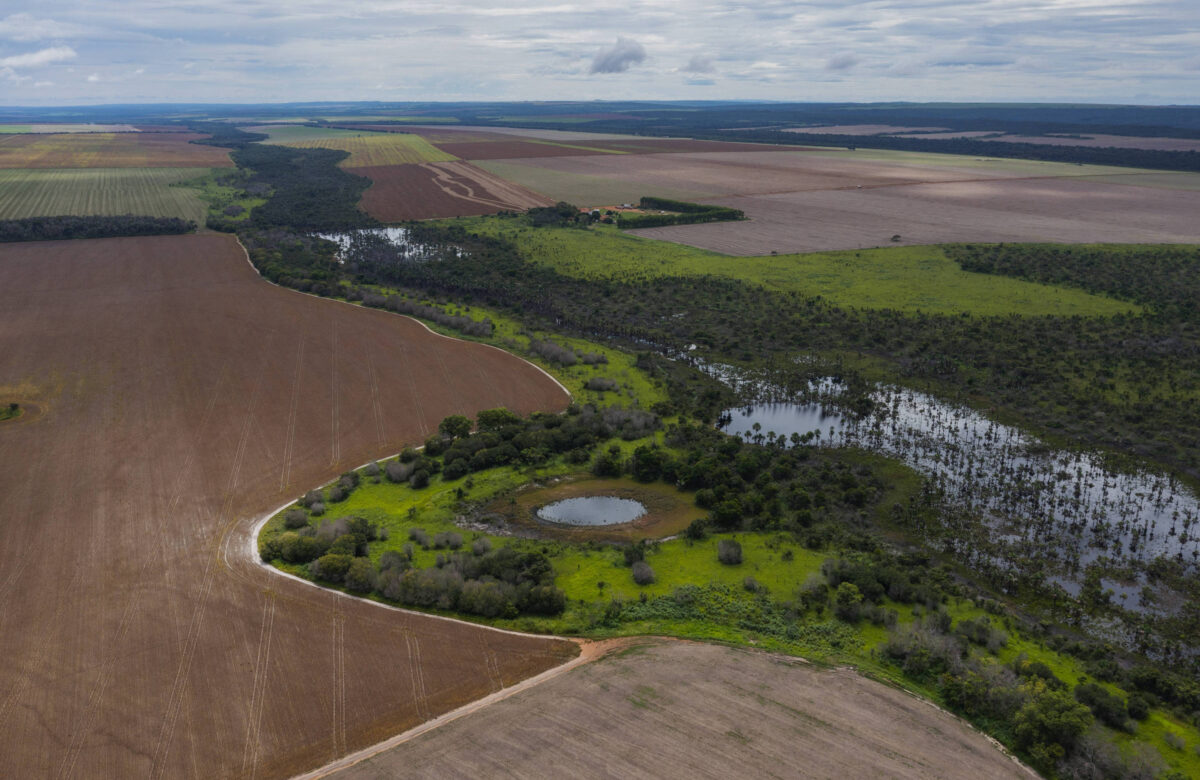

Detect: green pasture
244,124,382,143
0,167,210,222
447,217,1139,317
0,125,31,134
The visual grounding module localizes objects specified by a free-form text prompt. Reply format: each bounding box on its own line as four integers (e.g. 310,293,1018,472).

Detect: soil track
0,233,574,778
328,639,1036,779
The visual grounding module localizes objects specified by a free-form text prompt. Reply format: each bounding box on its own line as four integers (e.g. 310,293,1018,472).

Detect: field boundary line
289,638,624,780
233,235,571,401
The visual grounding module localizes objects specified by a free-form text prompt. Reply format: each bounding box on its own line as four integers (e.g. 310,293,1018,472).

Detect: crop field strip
0,233,575,779
269,132,455,168
0,168,210,222
0,132,233,168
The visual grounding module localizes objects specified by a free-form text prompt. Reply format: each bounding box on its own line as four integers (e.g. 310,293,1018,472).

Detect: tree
632,561,655,585
345,558,376,593
476,407,520,432
1013,681,1093,771
717,539,743,565
834,582,863,622
439,414,472,440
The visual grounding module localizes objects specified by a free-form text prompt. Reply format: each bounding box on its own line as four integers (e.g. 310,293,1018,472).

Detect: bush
717,539,743,565
433,531,463,550
309,501,325,516
410,469,430,489
310,553,352,582
471,537,492,556
409,528,431,548
362,461,381,478
344,558,376,593
632,561,656,585
284,508,309,529
834,582,863,622
385,460,413,483
1074,682,1132,731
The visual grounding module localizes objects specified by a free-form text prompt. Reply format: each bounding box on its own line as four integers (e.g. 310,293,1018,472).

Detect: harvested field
354,161,552,221
326,640,1033,780
405,124,643,141
784,124,950,135
0,233,574,779
272,133,455,167
0,167,208,222
0,132,232,168
435,140,621,160
891,131,1200,151
631,177,1200,254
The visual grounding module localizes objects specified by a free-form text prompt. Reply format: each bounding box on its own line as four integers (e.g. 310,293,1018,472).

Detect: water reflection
537,497,647,526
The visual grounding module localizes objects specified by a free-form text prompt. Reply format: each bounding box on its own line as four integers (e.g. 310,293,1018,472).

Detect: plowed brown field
0,132,233,168
353,161,552,221
326,640,1034,779
0,233,574,779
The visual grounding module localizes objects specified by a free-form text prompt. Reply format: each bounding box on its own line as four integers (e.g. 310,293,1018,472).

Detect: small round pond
536,496,647,526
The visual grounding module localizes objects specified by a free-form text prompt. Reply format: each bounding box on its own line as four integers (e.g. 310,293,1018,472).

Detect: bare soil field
354,161,552,221
0,132,233,168
434,140,619,160
784,124,950,135
890,130,1200,151
0,233,575,779
631,177,1200,254
404,124,643,142
327,640,1033,780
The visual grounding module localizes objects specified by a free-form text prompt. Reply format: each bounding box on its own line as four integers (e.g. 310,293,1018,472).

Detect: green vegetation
0,403,20,422
616,197,744,229
0,215,195,242
450,215,1136,317
261,411,1200,778
270,131,456,167
246,124,384,143
0,125,32,133
0,168,210,222
181,169,269,228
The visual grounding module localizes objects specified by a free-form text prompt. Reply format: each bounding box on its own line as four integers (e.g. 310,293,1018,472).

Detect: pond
314,227,454,264
536,496,647,526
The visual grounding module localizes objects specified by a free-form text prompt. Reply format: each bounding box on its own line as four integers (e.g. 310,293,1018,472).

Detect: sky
0,1,1197,106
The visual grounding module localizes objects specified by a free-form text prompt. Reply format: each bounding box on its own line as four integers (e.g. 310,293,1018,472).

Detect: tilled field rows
0,167,209,221
0,234,574,779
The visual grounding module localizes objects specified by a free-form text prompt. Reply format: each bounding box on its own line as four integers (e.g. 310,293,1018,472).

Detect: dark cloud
825,53,859,71
684,54,714,74
590,37,645,74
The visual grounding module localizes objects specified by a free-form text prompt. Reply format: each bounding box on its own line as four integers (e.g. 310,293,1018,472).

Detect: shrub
717,539,743,565
632,561,656,586
310,553,352,582
362,461,381,478
409,528,431,548
344,558,376,593
410,469,430,489
471,537,492,556
433,531,463,550
1074,682,1132,731
743,576,761,593
284,508,309,529
834,582,863,622
386,460,413,483
309,501,325,517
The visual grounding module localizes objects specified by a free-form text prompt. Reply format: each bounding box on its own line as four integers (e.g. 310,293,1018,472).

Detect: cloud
683,54,714,74
825,52,859,72
86,72,100,82
590,37,645,74
0,14,78,42
0,45,77,68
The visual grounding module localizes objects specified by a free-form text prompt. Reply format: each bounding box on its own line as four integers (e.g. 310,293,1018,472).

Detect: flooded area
315,227,454,263
537,496,648,526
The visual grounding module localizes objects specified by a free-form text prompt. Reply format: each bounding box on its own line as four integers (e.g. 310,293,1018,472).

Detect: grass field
447,217,1138,317
270,132,456,167
0,168,211,222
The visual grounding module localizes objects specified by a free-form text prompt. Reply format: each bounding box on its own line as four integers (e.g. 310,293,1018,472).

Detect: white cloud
590,37,646,74
86,72,100,82
0,45,77,68
0,13,80,42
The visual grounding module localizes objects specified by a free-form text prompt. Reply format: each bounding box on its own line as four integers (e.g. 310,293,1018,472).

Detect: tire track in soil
241,592,277,780
367,348,386,448
150,332,274,780
404,631,430,722
280,339,305,492
57,323,170,779
396,345,429,434
330,320,341,467
332,595,347,758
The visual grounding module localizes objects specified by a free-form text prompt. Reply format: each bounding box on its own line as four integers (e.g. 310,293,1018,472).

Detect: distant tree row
617,197,744,229
0,215,195,243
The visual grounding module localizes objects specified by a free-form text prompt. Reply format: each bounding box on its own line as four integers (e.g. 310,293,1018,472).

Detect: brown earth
631,177,1200,255
325,639,1035,780
0,233,575,779
352,161,552,221
434,140,616,160
891,131,1200,151
0,132,233,168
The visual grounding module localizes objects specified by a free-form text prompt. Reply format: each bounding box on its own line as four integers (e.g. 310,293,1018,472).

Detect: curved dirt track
0,233,575,778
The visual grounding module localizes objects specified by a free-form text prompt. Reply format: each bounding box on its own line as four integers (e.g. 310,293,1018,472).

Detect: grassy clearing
180,170,268,225
0,125,31,134
447,217,1138,317
274,132,456,167
0,168,210,222
475,159,712,204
